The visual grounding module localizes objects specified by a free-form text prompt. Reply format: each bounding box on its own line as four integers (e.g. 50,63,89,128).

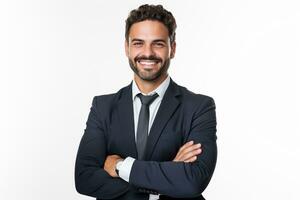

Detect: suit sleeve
75,97,129,199
129,97,217,198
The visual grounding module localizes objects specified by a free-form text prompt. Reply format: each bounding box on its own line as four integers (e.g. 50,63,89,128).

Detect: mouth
137,59,160,68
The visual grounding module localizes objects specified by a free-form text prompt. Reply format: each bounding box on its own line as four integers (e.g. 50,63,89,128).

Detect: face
125,20,176,82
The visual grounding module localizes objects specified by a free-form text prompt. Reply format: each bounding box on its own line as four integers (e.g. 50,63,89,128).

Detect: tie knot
137,93,158,106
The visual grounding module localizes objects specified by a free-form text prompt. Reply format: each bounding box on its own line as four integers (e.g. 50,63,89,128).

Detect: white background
1,0,300,199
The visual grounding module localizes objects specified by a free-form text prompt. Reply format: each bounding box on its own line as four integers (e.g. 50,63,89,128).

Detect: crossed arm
75,96,217,199
104,141,203,178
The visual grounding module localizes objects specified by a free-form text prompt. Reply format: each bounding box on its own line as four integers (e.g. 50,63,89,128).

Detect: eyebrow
153,39,167,43
131,38,167,43
131,39,144,42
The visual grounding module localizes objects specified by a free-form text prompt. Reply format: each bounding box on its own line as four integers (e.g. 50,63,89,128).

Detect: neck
134,74,168,94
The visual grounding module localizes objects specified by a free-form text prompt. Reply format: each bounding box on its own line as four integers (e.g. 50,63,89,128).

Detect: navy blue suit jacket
75,79,217,200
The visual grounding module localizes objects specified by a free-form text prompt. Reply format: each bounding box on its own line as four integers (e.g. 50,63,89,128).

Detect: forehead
128,20,169,41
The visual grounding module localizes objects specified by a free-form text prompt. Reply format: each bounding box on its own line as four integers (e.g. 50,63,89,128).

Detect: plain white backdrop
1,0,300,199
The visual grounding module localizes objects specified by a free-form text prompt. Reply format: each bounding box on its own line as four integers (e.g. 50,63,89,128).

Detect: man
75,4,217,200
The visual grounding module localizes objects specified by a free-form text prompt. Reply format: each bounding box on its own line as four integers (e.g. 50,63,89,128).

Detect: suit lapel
116,83,138,158
144,79,181,160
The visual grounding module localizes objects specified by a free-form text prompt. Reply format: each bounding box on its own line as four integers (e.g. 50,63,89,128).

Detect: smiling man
75,4,217,200
127,20,174,86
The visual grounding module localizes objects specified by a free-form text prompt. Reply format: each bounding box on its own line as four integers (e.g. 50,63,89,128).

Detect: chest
105,105,193,161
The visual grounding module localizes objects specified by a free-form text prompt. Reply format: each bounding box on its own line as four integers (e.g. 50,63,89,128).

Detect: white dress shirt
117,76,170,200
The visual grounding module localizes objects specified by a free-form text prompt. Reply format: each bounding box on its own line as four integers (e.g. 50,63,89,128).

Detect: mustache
134,55,162,63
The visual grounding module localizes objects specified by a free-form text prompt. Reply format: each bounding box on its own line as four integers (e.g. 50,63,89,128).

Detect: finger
174,142,202,162
178,141,194,154
183,148,202,160
184,156,197,163
176,143,201,161
110,154,121,159
178,141,199,157
179,143,201,156
175,148,199,162
180,148,202,161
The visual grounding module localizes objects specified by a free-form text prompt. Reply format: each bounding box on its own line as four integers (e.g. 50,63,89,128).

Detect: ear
125,40,129,57
170,41,176,59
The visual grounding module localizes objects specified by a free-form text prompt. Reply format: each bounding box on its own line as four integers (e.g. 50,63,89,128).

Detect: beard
128,55,170,82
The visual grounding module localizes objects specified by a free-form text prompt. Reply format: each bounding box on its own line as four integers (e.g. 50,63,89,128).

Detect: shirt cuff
118,156,135,182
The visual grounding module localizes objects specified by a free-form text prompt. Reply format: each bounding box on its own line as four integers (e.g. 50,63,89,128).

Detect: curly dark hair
125,4,177,43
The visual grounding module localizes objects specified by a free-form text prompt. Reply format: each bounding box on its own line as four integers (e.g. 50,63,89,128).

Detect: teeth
139,60,157,65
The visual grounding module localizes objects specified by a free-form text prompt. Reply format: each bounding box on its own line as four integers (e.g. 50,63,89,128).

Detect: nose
142,44,155,57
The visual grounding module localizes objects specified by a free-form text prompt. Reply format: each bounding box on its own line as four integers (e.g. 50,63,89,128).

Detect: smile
138,60,160,66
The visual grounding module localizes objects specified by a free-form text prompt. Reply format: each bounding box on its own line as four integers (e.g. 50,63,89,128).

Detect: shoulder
92,93,117,107
91,83,131,109
174,82,216,108
169,81,216,118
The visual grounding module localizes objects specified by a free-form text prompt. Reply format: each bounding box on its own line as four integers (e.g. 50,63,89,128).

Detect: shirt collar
132,76,170,100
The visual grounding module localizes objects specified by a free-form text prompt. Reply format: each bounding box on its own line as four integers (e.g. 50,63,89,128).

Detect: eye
153,42,165,47
132,42,143,47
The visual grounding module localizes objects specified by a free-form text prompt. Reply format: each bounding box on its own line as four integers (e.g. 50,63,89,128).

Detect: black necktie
136,93,159,160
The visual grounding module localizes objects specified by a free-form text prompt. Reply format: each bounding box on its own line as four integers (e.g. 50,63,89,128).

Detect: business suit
75,78,217,200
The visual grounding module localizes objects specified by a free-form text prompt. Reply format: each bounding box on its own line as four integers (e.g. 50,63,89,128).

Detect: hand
104,155,123,177
173,141,202,163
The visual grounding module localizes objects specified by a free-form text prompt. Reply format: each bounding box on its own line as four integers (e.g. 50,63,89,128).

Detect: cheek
158,50,171,60
127,53,136,61
128,49,141,58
